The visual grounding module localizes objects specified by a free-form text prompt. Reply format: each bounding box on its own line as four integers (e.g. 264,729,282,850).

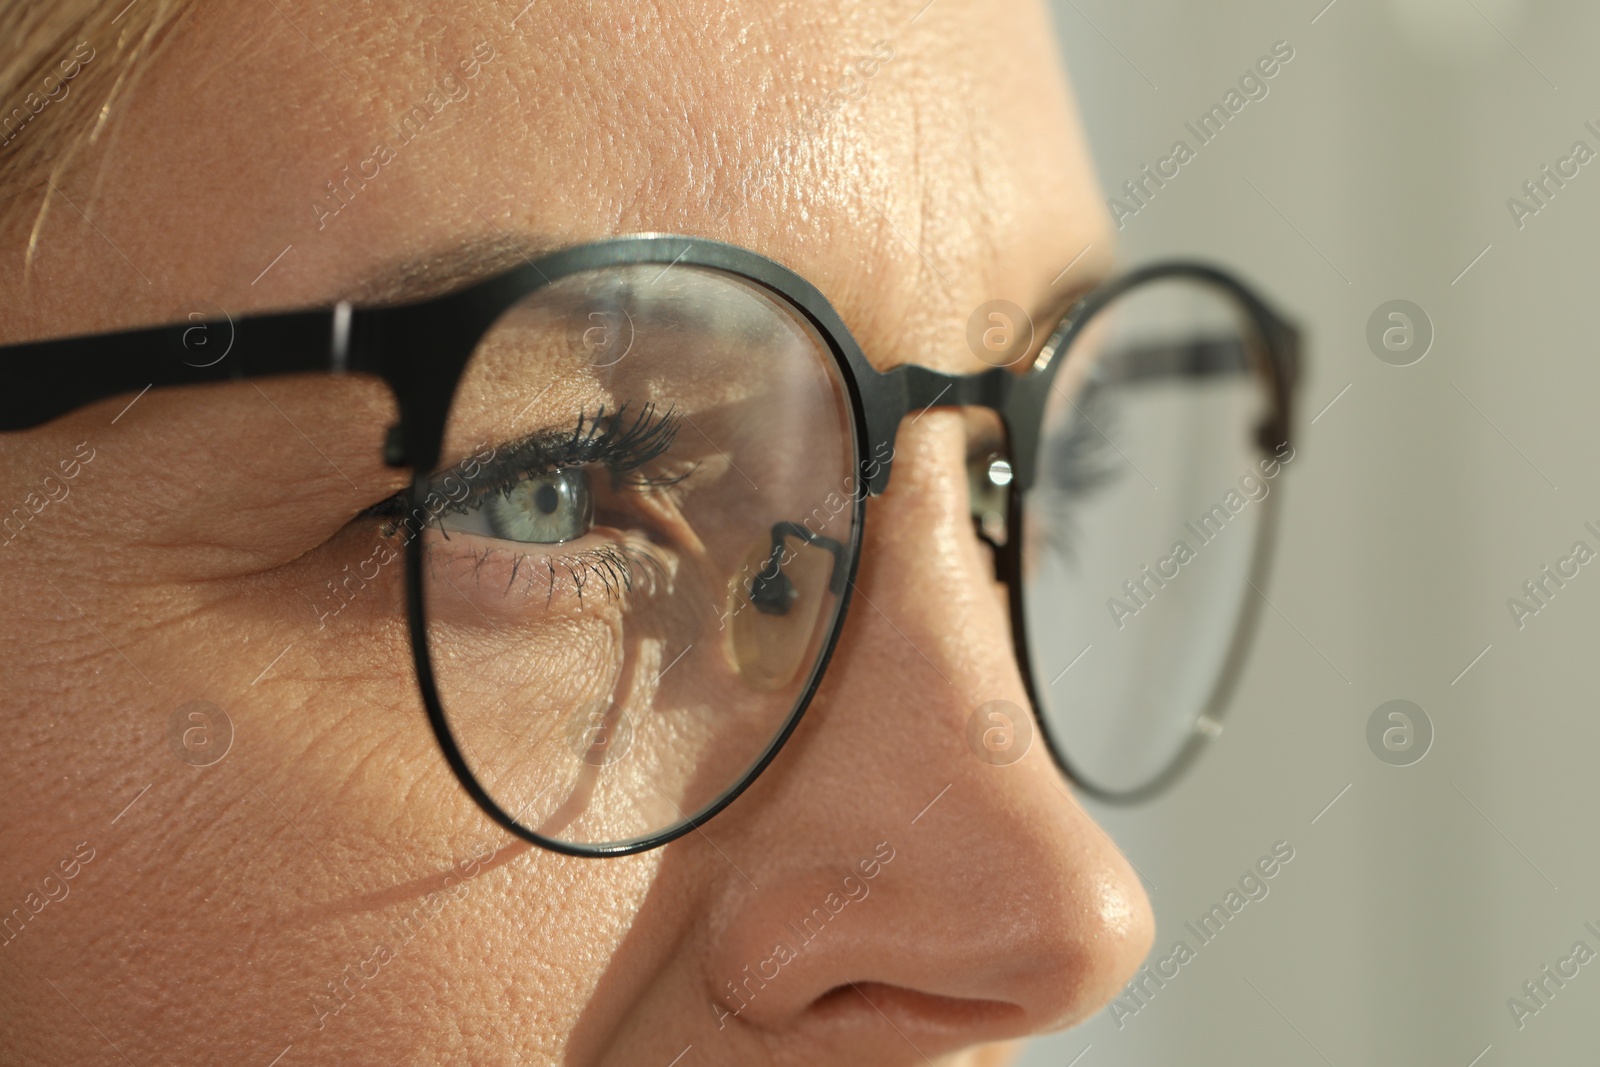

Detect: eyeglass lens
417,265,859,849
1020,276,1276,796
414,263,1274,847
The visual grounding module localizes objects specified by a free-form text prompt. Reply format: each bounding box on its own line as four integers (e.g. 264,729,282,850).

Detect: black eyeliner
475,401,684,495
362,401,685,523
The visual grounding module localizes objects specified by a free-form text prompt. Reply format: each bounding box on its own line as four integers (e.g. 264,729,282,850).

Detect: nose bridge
838,410,1041,756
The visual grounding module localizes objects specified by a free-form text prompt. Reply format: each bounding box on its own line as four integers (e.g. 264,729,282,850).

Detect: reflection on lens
725,529,840,691
1022,275,1277,797
420,265,859,849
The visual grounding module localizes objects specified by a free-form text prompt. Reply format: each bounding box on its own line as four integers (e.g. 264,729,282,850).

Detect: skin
0,1,1152,1064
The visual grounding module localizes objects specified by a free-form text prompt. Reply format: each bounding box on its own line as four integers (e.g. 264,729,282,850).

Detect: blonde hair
0,0,192,265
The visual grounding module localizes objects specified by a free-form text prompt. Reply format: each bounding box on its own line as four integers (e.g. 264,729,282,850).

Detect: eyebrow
342,233,561,305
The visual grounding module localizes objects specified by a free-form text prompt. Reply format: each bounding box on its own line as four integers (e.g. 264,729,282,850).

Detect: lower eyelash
515,544,634,608
426,535,675,612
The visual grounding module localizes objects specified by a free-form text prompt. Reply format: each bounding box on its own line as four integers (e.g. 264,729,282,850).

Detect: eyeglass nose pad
724,535,833,691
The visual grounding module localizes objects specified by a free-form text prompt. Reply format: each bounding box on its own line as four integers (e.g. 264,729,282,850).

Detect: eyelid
458,404,682,493
369,402,684,528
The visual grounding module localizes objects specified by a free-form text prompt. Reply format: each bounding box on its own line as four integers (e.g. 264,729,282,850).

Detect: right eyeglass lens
417,262,859,851
1021,275,1280,797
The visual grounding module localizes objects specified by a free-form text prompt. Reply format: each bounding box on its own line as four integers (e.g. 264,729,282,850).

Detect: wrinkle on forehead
4,0,1111,374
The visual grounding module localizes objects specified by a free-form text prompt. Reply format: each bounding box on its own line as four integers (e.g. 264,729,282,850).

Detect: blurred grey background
1022,0,1600,1063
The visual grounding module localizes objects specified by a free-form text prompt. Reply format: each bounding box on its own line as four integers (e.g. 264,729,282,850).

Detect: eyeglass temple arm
1090,328,1301,450
0,306,351,432
1093,335,1258,385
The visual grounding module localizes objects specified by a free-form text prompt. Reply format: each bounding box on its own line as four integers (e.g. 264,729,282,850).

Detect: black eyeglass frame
0,233,1301,856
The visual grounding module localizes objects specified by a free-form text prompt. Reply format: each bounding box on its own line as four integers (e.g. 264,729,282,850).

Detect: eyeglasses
1,235,1300,857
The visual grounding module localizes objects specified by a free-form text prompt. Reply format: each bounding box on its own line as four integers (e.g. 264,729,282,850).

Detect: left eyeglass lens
1020,274,1278,797
416,264,859,850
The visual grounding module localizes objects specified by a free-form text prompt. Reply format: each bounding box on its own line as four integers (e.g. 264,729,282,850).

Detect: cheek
0,568,670,1061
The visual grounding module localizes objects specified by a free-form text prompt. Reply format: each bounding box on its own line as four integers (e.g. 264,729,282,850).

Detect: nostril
807,981,1028,1037
811,984,856,1013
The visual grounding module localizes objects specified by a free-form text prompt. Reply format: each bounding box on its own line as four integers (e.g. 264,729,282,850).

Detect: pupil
535,482,561,515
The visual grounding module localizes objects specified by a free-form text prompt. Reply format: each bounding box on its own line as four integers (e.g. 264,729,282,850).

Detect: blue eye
481,468,595,544
391,402,684,550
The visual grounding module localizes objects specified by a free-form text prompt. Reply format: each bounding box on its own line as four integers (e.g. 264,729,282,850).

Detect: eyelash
1050,383,1120,497
461,539,653,609
363,403,690,606
1038,382,1122,554
446,402,689,516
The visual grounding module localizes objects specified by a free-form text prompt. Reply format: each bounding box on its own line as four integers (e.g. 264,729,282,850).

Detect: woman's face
0,1,1151,1063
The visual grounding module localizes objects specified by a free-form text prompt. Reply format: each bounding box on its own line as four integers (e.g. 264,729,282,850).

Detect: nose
701,413,1155,1058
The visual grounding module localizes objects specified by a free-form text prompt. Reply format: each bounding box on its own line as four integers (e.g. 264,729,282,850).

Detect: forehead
8,0,1112,373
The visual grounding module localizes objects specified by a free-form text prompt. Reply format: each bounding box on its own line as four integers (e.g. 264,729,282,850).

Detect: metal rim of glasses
400,237,877,858
393,237,1300,856
1008,264,1298,804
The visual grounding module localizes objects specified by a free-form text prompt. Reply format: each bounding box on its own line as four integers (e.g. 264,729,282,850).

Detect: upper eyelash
363,402,689,524
495,402,679,476
1038,382,1123,558
1050,381,1121,497
459,402,688,506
